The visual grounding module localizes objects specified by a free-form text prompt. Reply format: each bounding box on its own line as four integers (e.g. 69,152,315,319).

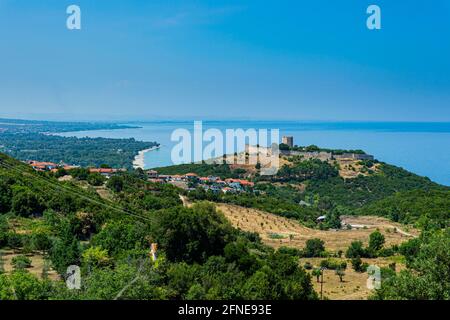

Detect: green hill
357,189,450,227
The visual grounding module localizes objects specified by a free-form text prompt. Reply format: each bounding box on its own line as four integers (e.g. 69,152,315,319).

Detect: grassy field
300,257,404,300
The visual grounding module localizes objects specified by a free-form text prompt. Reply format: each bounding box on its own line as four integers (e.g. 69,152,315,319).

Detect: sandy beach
133,146,160,169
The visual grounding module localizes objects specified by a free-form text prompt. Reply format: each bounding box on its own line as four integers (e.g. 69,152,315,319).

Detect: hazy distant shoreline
51,121,450,185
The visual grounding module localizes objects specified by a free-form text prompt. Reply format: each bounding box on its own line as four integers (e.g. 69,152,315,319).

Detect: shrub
320,258,347,270
82,246,111,268
378,247,395,257
11,255,32,270
278,247,301,257
351,256,363,272
303,262,313,270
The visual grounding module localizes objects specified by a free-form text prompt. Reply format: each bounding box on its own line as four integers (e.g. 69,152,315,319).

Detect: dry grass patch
1,249,59,281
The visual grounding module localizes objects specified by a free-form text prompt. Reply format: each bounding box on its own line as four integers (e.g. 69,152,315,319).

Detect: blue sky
0,0,449,121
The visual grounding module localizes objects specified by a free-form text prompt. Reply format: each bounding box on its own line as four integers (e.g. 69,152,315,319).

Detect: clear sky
0,0,449,121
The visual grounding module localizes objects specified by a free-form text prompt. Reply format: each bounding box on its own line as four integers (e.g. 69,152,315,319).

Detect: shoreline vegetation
133,145,161,169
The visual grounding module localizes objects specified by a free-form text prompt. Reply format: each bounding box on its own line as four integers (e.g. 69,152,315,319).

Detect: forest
0,118,157,169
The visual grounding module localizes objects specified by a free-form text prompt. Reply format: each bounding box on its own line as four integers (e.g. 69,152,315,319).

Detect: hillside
357,189,450,227
0,152,318,300
1,151,449,301
216,203,418,251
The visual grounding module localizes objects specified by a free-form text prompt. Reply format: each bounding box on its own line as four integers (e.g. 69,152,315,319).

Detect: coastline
133,146,160,169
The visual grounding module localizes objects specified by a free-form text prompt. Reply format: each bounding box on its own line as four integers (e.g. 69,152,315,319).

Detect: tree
241,270,272,299
107,176,124,192
153,202,235,263
49,226,81,276
92,220,149,257
54,168,67,178
31,231,52,253
346,241,366,258
87,172,106,186
186,283,206,300
335,268,345,282
369,230,385,252
0,179,13,214
3,270,50,300
0,251,5,274
224,239,259,275
351,257,365,272
70,168,89,180
0,215,8,247
399,238,421,267
11,190,44,217
311,268,322,283
372,229,450,300
7,232,23,250
303,238,325,257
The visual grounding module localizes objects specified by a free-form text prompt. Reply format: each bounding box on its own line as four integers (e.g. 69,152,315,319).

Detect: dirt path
341,216,418,238
179,195,192,208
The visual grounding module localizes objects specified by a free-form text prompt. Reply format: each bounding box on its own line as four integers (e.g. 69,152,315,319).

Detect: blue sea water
57,121,450,186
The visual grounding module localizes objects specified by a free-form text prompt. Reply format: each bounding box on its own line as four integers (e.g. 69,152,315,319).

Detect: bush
320,258,347,270
351,256,364,272
11,255,32,270
278,247,301,257
7,232,23,250
303,262,313,270
378,247,395,257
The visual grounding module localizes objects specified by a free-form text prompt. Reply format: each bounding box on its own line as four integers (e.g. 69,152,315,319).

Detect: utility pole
320,267,326,300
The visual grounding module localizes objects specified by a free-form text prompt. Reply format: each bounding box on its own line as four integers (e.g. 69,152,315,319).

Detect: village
146,170,255,194
26,160,125,178
25,160,256,195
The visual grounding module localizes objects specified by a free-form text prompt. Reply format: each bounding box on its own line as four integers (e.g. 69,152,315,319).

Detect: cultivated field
217,203,415,300
216,204,418,251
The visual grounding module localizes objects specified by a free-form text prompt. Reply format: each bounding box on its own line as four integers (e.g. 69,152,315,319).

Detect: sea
57,121,450,186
